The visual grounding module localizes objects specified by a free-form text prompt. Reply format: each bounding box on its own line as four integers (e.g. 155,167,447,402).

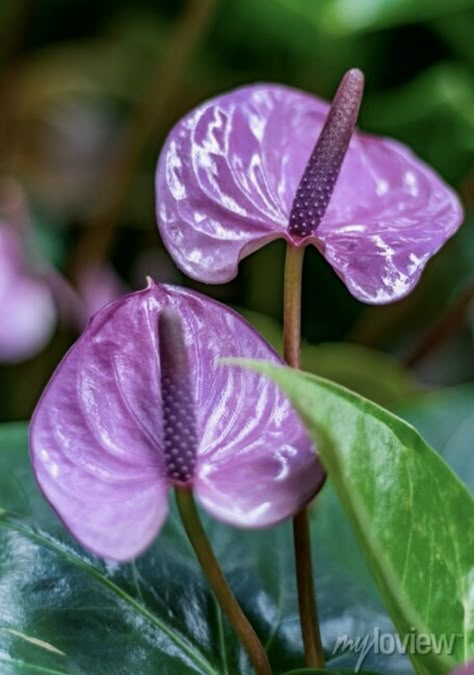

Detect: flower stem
283,243,325,668
292,508,324,667
283,245,305,369
175,487,273,675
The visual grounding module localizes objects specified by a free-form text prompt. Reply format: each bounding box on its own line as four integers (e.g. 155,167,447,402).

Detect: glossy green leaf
235,362,474,674
240,308,417,408
397,385,474,491
301,343,417,409
0,424,414,674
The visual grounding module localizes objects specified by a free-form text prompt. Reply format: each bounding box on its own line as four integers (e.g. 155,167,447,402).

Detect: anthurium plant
1,67,471,675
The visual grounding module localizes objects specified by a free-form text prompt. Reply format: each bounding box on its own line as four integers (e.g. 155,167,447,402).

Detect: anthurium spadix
156,69,463,303
29,281,324,561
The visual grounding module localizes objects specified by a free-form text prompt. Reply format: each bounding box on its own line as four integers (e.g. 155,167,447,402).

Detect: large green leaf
301,343,417,409
240,308,417,409
0,424,411,674
397,385,474,491
236,362,474,674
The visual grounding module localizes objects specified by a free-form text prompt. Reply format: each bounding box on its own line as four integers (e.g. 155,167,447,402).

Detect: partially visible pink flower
77,262,127,323
0,179,126,361
46,262,126,334
0,221,56,362
156,71,463,303
30,281,324,561
451,663,474,674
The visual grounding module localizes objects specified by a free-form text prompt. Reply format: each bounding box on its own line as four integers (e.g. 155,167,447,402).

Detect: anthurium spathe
29,280,324,561
0,221,56,362
156,70,463,303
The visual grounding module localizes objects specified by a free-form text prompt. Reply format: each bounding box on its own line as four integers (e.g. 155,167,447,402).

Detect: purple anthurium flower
30,281,324,561
0,221,56,362
156,70,463,303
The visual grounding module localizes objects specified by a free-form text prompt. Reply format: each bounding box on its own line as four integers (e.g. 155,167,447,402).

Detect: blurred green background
0,0,473,420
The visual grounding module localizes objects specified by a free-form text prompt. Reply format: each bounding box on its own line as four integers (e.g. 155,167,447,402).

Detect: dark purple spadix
288,68,364,237
158,308,198,486
29,282,325,560
156,77,463,303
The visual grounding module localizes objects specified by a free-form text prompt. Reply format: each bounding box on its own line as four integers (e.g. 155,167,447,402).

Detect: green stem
283,243,325,668
283,245,305,370
292,507,324,668
175,488,273,675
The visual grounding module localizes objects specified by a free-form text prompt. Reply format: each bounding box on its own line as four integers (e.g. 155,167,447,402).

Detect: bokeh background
0,0,473,421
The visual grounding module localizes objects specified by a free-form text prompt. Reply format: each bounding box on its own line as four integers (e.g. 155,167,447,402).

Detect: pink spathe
156,81,463,303
30,281,324,561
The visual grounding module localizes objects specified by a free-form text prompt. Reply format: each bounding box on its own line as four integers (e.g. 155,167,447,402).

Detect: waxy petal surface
156,84,463,303
195,442,322,529
30,282,323,560
0,224,56,362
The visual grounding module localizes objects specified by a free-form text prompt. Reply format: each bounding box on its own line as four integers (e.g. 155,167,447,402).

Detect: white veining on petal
249,111,265,141
166,141,186,200
157,84,463,298
404,170,419,196
376,178,389,196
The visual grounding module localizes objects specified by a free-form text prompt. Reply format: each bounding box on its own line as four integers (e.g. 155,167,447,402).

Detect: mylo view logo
333,627,462,672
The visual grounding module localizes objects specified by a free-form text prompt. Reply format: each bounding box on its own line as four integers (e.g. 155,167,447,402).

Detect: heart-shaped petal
30,281,324,560
156,84,463,303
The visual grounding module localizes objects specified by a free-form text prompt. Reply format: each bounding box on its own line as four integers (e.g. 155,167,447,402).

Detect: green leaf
287,0,474,34
234,362,474,675
301,343,417,409
396,385,474,491
0,423,413,674
240,308,417,408
363,65,474,184
432,13,474,66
